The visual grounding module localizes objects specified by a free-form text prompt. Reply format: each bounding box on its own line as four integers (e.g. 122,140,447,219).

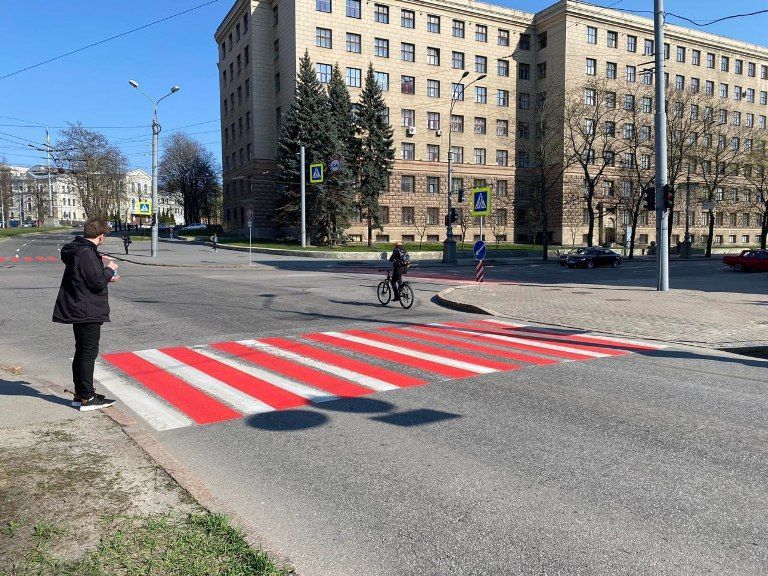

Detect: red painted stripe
345,330,519,372
22,256,33,262
35,256,47,262
465,321,629,356
478,323,659,352
0,257,6,263
10,256,19,262
304,332,479,378
101,352,241,424
159,347,310,410
260,337,425,388
47,256,58,262
211,341,373,398
436,322,598,361
380,326,559,367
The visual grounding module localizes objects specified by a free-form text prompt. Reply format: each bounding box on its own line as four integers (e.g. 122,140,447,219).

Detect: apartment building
216,0,768,247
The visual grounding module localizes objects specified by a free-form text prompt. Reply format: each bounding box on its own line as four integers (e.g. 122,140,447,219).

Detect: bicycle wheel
377,280,391,305
399,283,414,309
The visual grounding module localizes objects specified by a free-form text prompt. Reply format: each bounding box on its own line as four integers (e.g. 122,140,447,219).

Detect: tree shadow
0,378,72,407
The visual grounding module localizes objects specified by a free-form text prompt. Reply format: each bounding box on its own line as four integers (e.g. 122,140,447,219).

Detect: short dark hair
83,218,108,239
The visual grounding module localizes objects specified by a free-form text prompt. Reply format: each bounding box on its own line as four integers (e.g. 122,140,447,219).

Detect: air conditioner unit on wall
406,126,416,136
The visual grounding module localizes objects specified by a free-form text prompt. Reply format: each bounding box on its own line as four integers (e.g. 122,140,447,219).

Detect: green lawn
211,238,542,253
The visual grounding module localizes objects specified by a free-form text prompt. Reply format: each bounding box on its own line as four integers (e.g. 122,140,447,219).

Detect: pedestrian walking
388,241,410,301
53,218,119,411
122,231,132,255
210,233,218,252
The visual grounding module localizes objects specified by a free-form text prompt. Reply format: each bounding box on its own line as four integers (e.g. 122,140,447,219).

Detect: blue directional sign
329,158,341,173
470,186,491,216
309,163,324,183
473,240,487,261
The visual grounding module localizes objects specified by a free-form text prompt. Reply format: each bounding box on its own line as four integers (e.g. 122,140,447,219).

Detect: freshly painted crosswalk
95,320,667,431
0,255,59,266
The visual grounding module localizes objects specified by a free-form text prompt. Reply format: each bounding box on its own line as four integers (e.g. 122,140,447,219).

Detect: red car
723,249,768,272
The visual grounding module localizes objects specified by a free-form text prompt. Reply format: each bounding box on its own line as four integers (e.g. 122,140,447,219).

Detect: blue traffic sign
473,240,487,261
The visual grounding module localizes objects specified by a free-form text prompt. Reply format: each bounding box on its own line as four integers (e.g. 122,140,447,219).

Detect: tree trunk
586,185,595,247
761,211,768,249
629,211,641,260
540,177,549,261
367,215,372,247
705,210,715,257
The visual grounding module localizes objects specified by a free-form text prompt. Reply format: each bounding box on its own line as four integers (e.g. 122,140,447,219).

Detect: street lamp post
128,80,180,257
443,71,486,264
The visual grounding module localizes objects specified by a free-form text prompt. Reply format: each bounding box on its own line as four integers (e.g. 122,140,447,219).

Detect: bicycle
377,268,414,309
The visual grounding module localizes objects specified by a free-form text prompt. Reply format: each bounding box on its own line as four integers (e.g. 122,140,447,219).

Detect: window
746,88,755,103
605,91,616,108
374,4,389,23
584,88,596,106
584,118,594,135
626,65,636,82
623,123,635,139
272,6,278,25
497,59,509,77
346,67,361,87
675,75,684,91
516,151,529,167
452,19,464,38
425,112,440,131
427,14,440,33
450,146,464,163
692,50,700,65
317,0,331,12
401,177,414,193
400,76,416,94
401,9,414,28
518,93,530,109
451,115,464,132
427,178,440,195
640,125,651,141
719,109,727,124
346,33,361,53
316,27,332,48
475,24,487,42
346,0,360,18
676,46,685,62
498,29,510,46
452,51,465,69
586,58,596,76
642,70,652,85
706,52,715,68
761,116,767,130
624,94,635,110
401,207,415,224
316,63,332,83
586,26,597,44
519,33,530,50
627,35,637,52
401,42,415,62
400,109,415,127
375,38,389,58
607,30,617,48
476,55,487,73
517,121,529,139
427,47,440,65
474,148,486,164
644,39,654,56
475,86,487,104
474,117,486,134
375,71,389,91
604,121,615,136
735,59,743,75
664,43,670,59
762,91,768,105
537,62,547,79
401,142,415,160
452,83,464,101
427,79,440,98
496,120,508,136
497,89,509,107
538,31,548,49
721,56,729,72
519,63,530,80
706,80,714,96
747,113,754,127
690,77,699,93
763,65,768,80
606,62,617,79
425,207,439,225
246,111,250,130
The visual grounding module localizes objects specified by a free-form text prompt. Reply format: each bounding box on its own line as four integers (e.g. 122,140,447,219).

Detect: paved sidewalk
438,281,768,348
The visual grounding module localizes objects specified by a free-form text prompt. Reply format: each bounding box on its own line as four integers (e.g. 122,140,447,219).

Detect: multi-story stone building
216,0,768,247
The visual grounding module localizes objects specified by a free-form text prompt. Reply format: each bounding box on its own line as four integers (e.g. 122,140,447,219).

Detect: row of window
223,111,251,146
222,79,249,117
584,25,768,80
219,12,249,60
314,0,513,46
398,143,511,165
221,46,249,87
398,111,513,135
223,143,253,171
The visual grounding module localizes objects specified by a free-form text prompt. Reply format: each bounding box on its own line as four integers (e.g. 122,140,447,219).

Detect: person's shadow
0,377,72,407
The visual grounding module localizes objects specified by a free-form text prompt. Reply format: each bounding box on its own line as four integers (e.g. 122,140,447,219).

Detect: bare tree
55,123,128,220
28,178,49,224
0,161,12,227
413,207,429,249
488,193,511,246
744,134,768,249
561,184,584,248
456,207,471,249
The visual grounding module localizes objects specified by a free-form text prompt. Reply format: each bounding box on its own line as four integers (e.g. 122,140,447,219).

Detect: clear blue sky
1,0,766,173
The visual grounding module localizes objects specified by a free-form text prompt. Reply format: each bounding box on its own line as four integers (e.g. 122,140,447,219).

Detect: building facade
216,0,768,247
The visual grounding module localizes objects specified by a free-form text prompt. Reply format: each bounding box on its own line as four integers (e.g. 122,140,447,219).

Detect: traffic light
449,207,458,223
457,188,465,203
663,184,674,211
643,187,656,211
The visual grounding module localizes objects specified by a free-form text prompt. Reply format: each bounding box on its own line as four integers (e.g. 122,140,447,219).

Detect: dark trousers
390,267,403,299
72,322,102,399
124,242,129,254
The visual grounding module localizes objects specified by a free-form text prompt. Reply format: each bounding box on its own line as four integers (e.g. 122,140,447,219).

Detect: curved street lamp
128,80,180,257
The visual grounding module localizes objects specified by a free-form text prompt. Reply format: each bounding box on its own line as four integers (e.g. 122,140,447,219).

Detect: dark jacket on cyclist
389,243,409,300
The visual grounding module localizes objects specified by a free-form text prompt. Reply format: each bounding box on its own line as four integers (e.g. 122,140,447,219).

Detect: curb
434,287,501,316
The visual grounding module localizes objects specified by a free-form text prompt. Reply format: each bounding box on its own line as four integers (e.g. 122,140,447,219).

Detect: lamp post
128,80,180,257
443,71,486,264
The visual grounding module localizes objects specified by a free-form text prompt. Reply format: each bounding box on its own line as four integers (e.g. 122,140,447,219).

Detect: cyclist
388,241,410,301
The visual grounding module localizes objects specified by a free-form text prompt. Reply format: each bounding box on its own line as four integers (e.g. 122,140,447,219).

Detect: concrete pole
654,0,669,290
46,130,55,225
151,111,160,257
301,145,307,248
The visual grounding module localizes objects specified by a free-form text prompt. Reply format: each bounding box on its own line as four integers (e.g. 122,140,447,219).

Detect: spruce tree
356,64,395,246
276,50,332,241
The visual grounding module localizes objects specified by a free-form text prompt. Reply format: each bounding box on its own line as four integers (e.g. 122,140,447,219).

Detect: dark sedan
566,247,621,269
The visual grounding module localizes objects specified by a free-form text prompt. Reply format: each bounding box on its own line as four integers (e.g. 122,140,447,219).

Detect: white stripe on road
428,324,610,358
190,346,339,403
134,349,274,415
94,363,193,431
238,339,399,392
321,331,498,374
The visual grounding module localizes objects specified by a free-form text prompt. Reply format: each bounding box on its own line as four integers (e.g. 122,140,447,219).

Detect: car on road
559,248,587,266
565,247,621,269
180,223,206,232
722,249,768,272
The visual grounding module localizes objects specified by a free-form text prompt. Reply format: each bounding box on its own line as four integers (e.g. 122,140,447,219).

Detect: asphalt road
1,232,767,575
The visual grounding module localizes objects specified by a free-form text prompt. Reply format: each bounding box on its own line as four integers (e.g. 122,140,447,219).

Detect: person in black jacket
122,231,132,255
53,218,120,411
388,241,410,301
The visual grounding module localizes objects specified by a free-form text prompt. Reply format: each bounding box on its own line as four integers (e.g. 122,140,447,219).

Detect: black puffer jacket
52,236,114,324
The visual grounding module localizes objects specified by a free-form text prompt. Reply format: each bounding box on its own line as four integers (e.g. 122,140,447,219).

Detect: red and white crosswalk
0,255,59,265
94,319,666,431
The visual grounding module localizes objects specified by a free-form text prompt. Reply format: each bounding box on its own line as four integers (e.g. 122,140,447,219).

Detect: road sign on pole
309,163,324,183
135,200,152,216
473,240,487,261
475,260,484,283
329,159,341,173
470,186,491,217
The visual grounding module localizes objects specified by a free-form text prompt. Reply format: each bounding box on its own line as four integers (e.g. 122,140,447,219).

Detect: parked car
723,249,768,272
180,223,206,232
566,247,621,269
559,248,587,266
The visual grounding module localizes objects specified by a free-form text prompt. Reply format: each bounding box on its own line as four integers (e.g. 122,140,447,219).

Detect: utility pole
654,0,669,290
300,145,307,248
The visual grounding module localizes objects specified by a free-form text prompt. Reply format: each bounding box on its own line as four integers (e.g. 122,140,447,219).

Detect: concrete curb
434,286,503,316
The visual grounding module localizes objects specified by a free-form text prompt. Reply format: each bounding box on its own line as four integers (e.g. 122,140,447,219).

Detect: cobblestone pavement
438,278,768,348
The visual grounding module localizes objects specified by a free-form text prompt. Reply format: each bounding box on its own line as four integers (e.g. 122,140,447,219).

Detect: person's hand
110,274,120,283
107,260,119,271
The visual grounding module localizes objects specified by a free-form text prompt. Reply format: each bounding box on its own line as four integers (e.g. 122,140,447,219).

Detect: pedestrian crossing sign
470,186,491,216
309,163,324,184
135,200,152,216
